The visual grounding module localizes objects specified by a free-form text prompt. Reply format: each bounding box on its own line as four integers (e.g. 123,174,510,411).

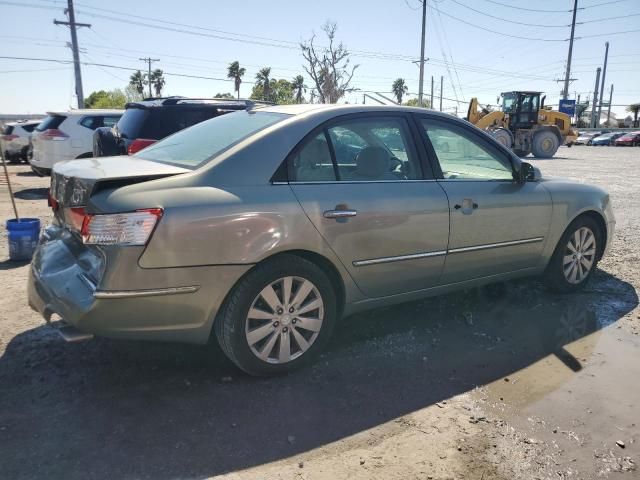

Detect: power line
480,0,570,13
427,6,567,41
448,0,569,27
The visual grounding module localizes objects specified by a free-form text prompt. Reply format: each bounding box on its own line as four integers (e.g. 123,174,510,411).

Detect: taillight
127,138,156,155
1,134,18,141
81,208,163,246
40,129,68,141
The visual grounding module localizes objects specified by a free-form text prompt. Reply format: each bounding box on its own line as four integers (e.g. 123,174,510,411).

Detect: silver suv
28,104,615,375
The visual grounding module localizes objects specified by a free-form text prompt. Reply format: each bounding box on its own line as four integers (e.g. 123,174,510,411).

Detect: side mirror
518,162,541,182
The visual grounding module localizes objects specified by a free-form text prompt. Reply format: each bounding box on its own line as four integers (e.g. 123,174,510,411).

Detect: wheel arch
211,249,347,337
565,210,608,260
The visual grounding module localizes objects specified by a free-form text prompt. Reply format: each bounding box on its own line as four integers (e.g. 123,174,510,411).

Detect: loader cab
501,91,541,130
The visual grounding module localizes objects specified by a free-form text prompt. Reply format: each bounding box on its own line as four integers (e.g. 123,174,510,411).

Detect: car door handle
323,209,357,219
454,200,479,210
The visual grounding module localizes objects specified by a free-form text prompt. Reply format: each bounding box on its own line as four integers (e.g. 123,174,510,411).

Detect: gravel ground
0,145,639,480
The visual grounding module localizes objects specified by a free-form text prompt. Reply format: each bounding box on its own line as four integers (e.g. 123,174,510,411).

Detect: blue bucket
6,218,41,261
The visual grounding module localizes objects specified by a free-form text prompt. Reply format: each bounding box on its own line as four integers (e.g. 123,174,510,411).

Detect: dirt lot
1,146,639,480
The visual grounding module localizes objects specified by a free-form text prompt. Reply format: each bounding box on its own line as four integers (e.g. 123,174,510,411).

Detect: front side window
80,116,102,130
292,117,421,182
102,116,121,128
421,119,514,181
135,110,287,169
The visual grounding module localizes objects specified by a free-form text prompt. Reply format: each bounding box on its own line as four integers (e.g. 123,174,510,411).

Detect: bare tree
300,22,358,104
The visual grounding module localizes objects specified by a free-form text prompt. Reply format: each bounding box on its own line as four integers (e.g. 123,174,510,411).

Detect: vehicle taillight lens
127,138,156,155
41,129,68,141
1,134,18,141
81,208,163,246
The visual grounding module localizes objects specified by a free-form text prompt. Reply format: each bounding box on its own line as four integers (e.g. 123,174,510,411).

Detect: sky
0,0,639,119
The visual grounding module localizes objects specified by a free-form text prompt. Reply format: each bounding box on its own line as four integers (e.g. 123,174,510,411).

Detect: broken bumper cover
28,225,251,344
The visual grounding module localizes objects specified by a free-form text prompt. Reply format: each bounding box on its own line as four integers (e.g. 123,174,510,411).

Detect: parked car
1,120,41,163
615,131,640,146
574,131,601,145
93,97,265,157
29,109,122,176
590,132,625,146
29,104,615,376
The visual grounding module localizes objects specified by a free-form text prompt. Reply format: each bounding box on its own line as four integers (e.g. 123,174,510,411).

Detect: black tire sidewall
532,131,560,158
217,256,337,376
545,216,602,293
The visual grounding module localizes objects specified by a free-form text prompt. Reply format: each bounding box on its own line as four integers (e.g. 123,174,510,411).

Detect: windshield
502,93,516,113
134,110,288,169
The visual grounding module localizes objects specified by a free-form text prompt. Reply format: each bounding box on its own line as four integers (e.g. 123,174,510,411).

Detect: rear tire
532,130,560,158
214,255,338,376
544,216,602,293
93,127,119,157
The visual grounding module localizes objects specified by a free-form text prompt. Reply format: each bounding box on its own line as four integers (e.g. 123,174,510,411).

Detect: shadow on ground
0,270,636,479
0,259,30,270
13,187,48,200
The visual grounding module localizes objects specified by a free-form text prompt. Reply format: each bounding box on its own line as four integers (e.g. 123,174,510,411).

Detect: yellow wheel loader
467,91,578,158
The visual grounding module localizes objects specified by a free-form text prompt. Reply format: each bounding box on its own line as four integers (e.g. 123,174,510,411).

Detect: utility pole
430,76,434,109
139,57,160,98
562,0,578,100
590,67,601,128
417,0,427,107
597,42,609,124
54,0,90,108
439,76,443,112
606,84,613,126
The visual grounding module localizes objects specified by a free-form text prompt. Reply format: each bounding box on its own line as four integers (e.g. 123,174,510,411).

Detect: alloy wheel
563,227,597,284
245,276,324,364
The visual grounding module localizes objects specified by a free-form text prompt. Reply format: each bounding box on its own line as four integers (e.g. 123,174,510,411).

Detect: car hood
51,156,189,207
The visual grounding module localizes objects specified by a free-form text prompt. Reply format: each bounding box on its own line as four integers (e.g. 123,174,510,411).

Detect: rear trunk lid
51,155,189,209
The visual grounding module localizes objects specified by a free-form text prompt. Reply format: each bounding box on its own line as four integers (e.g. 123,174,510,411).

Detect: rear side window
292,133,336,182
21,124,37,133
3,125,14,135
80,116,103,130
102,116,120,128
35,115,66,132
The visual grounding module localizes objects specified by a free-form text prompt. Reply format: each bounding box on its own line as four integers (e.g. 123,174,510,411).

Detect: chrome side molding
93,285,200,299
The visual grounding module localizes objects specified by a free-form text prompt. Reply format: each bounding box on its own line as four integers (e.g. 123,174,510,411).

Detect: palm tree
149,69,166,97
291,75,307,103
255,67,272,102
227,61,246,99
627,102,640,128
129,70,146,95
392,78,408,104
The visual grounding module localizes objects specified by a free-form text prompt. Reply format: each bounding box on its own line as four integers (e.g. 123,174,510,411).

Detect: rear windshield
35,115,66,132
117,106,230,140
3,125,14,135
135,110,288,169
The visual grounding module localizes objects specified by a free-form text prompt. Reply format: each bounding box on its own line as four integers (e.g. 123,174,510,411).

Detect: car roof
125,97,273,109
257,103,459,120
45,109,124,116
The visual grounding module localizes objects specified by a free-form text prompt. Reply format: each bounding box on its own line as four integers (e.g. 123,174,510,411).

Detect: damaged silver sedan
28,104,615,375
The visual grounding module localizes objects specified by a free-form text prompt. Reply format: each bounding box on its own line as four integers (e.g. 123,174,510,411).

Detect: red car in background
615,131,640,146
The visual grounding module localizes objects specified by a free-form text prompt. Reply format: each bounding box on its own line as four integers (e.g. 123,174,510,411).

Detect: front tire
214,255,337,376
544,216,602,293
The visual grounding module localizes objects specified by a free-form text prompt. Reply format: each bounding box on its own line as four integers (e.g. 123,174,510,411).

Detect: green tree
403,98,430,108
391,78,408,104
255,67,272,101
129,70,146,96
627,102,640,127
84,89,127,109
227,61,246,99
214,92,235,99
149,69,166,97
291,75,307,103
250,79,295,104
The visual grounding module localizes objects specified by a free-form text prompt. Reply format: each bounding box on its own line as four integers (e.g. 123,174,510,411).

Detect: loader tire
531,130,559,158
